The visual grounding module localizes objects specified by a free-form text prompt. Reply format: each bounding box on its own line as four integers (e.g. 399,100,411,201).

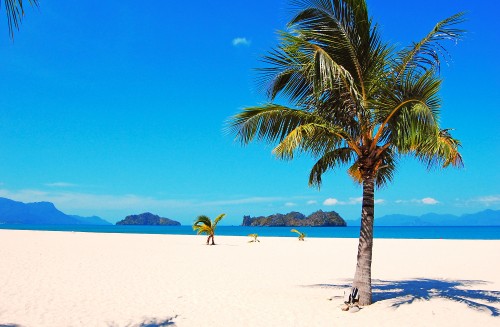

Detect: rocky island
241,210,347,227
116,212,181,226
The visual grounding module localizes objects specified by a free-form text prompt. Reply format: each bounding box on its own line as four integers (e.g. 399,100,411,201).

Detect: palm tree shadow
310,278,500,316
107,316,176,327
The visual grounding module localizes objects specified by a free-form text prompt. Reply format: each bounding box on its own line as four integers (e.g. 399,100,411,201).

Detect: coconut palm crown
2,0,38,38
228,0,464,305
193,213,225,245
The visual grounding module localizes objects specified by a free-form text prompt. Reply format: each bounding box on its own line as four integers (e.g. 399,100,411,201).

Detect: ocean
0,224,499,240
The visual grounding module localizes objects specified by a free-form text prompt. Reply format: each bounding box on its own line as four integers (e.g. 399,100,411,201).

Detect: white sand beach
0,229,499,327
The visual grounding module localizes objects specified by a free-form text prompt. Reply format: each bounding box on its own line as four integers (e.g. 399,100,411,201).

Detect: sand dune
0,230,498,326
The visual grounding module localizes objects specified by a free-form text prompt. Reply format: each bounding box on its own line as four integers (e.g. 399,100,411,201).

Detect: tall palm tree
228,0,464,305
2,0,38,38
193,213,225,245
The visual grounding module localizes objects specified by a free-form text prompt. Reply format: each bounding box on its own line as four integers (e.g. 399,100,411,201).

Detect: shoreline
1,224,498,240
1,230,499,326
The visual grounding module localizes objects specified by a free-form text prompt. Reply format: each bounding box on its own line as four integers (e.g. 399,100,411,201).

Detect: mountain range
346,209,500,226
0,197,111,225
1,196,498,227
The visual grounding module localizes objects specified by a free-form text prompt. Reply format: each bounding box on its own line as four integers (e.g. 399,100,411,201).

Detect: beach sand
0,230,499,326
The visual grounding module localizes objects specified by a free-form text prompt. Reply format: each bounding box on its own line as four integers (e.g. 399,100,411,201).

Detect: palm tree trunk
353,175,375,305
211,234,215,245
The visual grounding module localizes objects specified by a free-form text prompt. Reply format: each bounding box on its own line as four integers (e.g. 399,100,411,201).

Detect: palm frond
259,41,313,103
373,69,442,149
415,128,463,169
3,0,38,39
193,215,212,235
213,213,225,228
392,12,465,79
373,147,397,188
273,122,350,160
347,162,362,184
193,225,212,235
194,215,212,227
228,104,322,145
309,147,355,187
288,0,371,91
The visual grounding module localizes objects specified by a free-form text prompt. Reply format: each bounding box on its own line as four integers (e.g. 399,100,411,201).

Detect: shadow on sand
1,317,176,327
309,278,500,316
107,316,176,327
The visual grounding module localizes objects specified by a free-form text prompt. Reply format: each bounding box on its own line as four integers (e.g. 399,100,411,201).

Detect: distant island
0,197,111,225
116,212,181,226
242,210,347,227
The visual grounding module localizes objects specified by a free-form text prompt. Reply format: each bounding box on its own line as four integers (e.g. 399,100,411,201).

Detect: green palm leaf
309,147,354,187
392,12,465,79
2,0,38,39
213,213,226,230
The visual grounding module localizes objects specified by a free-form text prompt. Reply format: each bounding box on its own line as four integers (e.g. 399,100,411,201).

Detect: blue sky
0,0,498,225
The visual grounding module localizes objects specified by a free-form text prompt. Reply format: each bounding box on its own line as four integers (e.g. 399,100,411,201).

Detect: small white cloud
323,197,366,206
421,197,439,205
476,195,500,205
374,199,385,204
323,198,339,206
396,198,439,205
348,197,363,204
285,202,296,207
232,37,251,46
307,200,318,205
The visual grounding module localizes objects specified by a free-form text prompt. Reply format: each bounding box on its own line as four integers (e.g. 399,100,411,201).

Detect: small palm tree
248,233,260,242
2,0,38,39
291,229,306,241
193,213,225,245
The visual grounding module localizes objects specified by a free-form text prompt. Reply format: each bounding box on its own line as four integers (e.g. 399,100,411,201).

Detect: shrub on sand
248,233,260,242
291,229,306,241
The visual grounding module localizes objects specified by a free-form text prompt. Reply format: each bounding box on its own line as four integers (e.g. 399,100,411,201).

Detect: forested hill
242,210,347,227
116,212,181,226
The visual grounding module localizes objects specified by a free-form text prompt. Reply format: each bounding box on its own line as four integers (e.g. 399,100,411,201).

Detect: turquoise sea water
0,224,499,240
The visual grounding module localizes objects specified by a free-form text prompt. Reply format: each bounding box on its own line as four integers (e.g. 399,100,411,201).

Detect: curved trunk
352,175,375,305
211,234,215,245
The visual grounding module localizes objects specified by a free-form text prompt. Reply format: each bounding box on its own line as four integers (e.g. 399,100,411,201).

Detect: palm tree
193,213,225,245
2,0,38,38
291,229,306,241
228,0,464,305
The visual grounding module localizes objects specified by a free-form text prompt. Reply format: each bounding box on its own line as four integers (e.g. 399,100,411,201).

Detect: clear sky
0,0,498,225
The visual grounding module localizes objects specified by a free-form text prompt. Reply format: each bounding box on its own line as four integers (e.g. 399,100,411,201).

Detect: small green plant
248,233,260,243
193,213,225,245
291,229,306,241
